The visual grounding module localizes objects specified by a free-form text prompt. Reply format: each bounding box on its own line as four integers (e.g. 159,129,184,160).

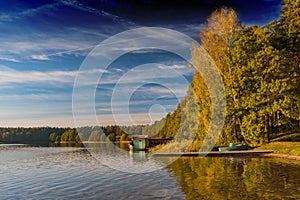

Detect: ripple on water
0,145,185,200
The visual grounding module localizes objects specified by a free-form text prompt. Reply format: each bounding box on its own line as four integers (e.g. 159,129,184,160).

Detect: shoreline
152,150,300,161
152,150,274,157
263,153,300,161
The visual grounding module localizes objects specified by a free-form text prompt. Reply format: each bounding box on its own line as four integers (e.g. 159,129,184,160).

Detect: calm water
0,144,300,199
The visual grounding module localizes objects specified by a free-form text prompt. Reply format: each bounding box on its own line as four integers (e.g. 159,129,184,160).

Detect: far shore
56,141,131,144
81,141,131,144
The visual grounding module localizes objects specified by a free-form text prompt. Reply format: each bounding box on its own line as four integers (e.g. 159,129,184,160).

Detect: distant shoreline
81,141,131,144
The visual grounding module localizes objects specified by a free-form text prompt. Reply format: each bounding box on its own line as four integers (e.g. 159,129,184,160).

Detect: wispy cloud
87,27,195,64
43,44,96,58
0,93,70,101
0,37,100,63
0,112,167,127
0,38,94,55
0,65,111,86
0,56,21,62
20,3,60,18
0,14,11,22
58,0,135,26
0,2,135,61
31,54,50,61
0,3,59,22
0,117,74,128
0,65,76,85
99,64,193,85
157,64,188,70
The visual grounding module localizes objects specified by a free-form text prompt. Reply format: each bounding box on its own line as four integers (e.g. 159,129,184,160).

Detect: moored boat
218,143,250,151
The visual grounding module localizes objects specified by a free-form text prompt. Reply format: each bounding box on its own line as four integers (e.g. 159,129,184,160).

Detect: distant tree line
0,125,147,144
0,127,67,144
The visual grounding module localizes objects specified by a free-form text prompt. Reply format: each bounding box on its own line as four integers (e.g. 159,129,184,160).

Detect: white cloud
0,30,101,61
0,14,12,22
75,113,166,127
31,54,50,60
129,49,166,54
133,86,187,98
0,113,167,127
0,93,70,101
87,27,195,61
157,64,189,70
0,3,61,24
96,99,178,110
0,1,134,61
0,66,76,85
20,3,60,18
95,64,193,87
46,45,95,57
0,56,21,62
0,39,93,55
58,0,135,26
0,116,75,128
0,65,111,86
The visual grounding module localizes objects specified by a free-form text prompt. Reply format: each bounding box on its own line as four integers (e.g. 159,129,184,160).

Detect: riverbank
256,141,300,161
263,153,300,161
152,150,274,157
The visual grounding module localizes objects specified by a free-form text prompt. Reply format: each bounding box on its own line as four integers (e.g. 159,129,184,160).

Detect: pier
152,150,274,157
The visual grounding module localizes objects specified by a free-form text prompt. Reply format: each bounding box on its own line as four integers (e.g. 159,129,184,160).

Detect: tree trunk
237,118,249,145
264,115,269,143
268,115,272,143
234,119,238,142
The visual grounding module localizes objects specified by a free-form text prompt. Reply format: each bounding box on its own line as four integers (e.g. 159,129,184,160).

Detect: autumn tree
277,0,300,66
191,7,242,144
199,7,241,77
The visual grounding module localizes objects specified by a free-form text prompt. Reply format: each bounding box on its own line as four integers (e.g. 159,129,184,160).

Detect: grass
271,132,300,142
149,133,300,156
149,140,192,153
256,132,300,156
256,142,300,156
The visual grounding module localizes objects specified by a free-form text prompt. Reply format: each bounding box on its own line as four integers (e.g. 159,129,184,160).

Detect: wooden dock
152,150,274,157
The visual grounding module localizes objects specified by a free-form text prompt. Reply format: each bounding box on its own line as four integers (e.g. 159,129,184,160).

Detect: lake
0,144,300,199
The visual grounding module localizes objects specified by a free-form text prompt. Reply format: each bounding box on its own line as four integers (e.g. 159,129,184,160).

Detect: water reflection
1,144,300,199
83,142,170,173
0,145,185,199
49,142,84,148
168,157,300,200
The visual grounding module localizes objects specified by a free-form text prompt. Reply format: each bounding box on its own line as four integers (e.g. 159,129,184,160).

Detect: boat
218,143,250,151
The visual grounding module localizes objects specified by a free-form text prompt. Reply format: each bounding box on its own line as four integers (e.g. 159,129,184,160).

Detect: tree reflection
167,157,300,199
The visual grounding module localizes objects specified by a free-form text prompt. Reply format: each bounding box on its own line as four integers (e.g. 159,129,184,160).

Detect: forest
0,0,299,150
0,125,137,145
142,0,300,150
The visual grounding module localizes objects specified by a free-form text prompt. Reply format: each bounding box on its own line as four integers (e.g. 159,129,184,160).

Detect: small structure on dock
131,135,149,151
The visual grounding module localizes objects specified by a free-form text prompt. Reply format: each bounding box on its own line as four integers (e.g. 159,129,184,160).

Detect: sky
0,0,282,127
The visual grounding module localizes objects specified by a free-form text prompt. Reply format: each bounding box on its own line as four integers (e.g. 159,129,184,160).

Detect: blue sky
0,0,282,127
